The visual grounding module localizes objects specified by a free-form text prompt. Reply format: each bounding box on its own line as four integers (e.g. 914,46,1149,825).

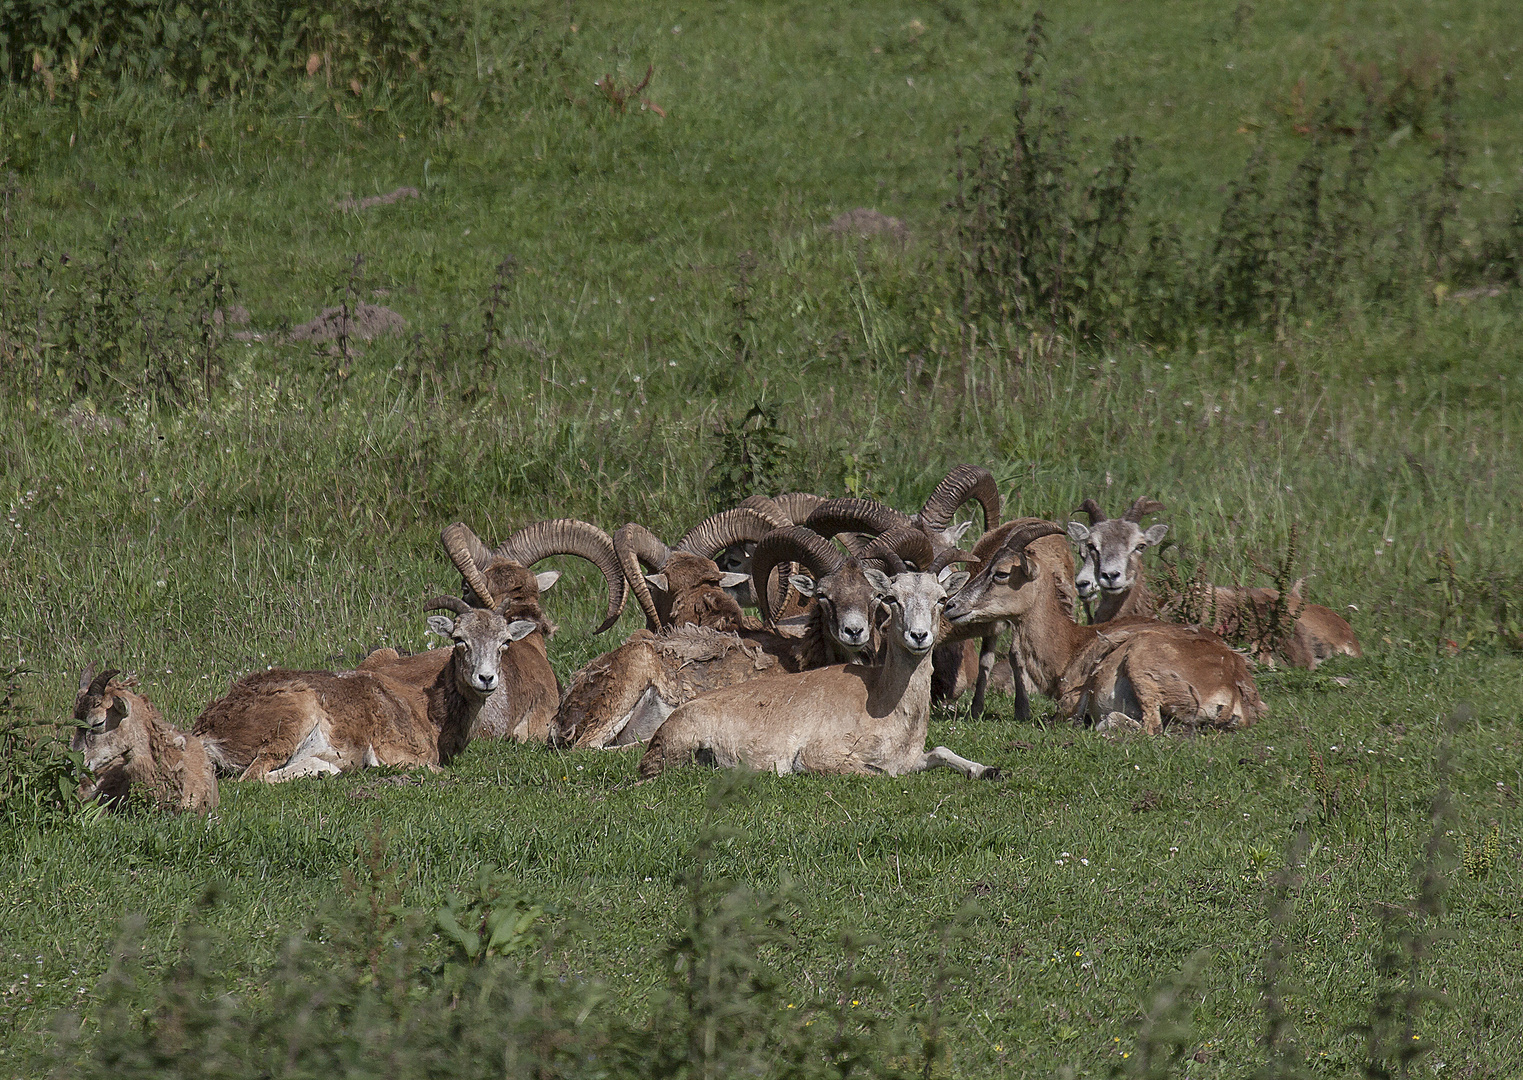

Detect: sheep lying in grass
194,596,535,781
72,668,218,813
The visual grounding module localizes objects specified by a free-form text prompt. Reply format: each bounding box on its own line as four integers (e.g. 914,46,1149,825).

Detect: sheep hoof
979,765,1003,781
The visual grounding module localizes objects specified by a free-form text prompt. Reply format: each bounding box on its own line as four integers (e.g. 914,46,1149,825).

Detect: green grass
3,0,1523,1076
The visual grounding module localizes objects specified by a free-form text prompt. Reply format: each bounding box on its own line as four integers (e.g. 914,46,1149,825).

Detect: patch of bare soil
288,302,407,342
211,305,250,327
827,207,909,243
334,186,421,212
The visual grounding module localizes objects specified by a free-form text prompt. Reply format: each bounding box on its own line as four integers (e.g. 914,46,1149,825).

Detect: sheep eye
993,570,1010,582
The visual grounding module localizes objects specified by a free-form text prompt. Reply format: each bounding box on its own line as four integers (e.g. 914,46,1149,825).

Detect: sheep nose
841,622,867,643
907,628,930,648
1100,568,1121,585
478,673,497,691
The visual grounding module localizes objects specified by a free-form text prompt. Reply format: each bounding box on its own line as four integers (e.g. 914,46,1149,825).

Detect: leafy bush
0,221,229,412
0,666,90,840
707,401,798,510
0,0,568,121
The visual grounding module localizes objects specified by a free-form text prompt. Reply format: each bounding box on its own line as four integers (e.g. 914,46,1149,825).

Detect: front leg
969,634,998,718
1007,645,1031,722
923,745,1001,780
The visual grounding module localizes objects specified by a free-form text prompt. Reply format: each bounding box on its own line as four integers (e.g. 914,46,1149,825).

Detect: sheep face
71,681,141,771
647,552,749,629
426,609,539,698
944,543,1041,628
790,559,880,654
1066,519,1168,600
865,569,968,657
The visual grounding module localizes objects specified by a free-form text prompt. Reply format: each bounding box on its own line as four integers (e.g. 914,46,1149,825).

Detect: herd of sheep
70,465,1360,813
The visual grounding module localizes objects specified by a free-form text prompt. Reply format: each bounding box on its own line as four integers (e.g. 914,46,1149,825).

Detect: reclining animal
357,520,624,744
72,668,218,813
1068,496,1361,668
638,566,999,779
945,521,1267,734
194,595,534,781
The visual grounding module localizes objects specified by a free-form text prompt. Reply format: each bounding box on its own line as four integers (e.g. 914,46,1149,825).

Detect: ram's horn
676,507,785,560
917,464,1000,533
860,526,936,572
1072,498,1108,526
424,595,472,616
614,523,673,631
496,519,626,634
749,527,847,625
1122,497,1166,523
441,522,497,610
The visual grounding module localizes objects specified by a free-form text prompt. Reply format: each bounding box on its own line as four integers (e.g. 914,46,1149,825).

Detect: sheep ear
946,520,976,543
1142,524,1170,546
505,619,539,643
788,573,818,598
941,571,970,596
427,614,456,638
78,666,95,693
644,573,669,593
535,570,562,593
863,568,894,594
718,572,750,589
1066,521,1090,543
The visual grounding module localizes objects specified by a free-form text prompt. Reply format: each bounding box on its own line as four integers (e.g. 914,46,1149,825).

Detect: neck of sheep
1012,577,1107,701
1095,558,1159,622
863,625,936,734
428,657,488,765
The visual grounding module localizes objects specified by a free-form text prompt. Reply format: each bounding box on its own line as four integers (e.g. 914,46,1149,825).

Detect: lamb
193,595,536,781
71,668,218,813
638,566,999,779
944,521,1267,735
553,524,911,749
377,519,626,744
1068,496,1361,668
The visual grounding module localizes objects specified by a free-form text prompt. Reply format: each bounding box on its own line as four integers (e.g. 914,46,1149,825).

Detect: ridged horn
87,668,119,698
750,527,847,625
441,523,497,610
770,492,827,524
917,464,1000,533
1073,498,1108,525
496,519,626,634
676,506,785,560
1122,496,1166,523
614,523,673,631
929,549,977,575
736,494,795,529
994,521,1068,564
804,497,912,541
860,526,935,572
424,595,472,616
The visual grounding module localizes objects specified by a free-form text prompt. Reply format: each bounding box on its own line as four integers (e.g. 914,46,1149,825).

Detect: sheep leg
1132,675,1165,736
969,634,998,718
1007,645,1031,722
922,746,1000,781
265,756,343,783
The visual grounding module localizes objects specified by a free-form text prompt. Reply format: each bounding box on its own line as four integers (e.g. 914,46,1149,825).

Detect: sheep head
1066,496,1168,602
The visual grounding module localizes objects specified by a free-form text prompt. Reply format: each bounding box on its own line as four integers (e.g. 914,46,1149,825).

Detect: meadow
2,1,1523,1076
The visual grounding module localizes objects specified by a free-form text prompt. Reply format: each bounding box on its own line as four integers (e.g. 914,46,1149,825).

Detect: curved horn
750,527,846,625
929,548,977,575
860,526,935,572
496,519,626,634
804,497,913,541
424,595,472,616
736,494,795,530
917,464,1000,533
441,522,497,610
1073,498,1108,525
859,548,907,575
770,492,827,524
1122,496,1166,523
87,668,119,698
994,521,1068,563
676,506,785,560
615,523,673,631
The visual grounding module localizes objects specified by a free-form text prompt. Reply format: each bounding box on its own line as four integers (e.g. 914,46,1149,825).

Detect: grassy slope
4,0,1523,1075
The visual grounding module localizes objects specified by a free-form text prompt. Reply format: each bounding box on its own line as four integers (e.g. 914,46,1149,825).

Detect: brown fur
947,539,1267,735
458,560,562,743
72,675,218,813
194,606,528,781
640,570,994,779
